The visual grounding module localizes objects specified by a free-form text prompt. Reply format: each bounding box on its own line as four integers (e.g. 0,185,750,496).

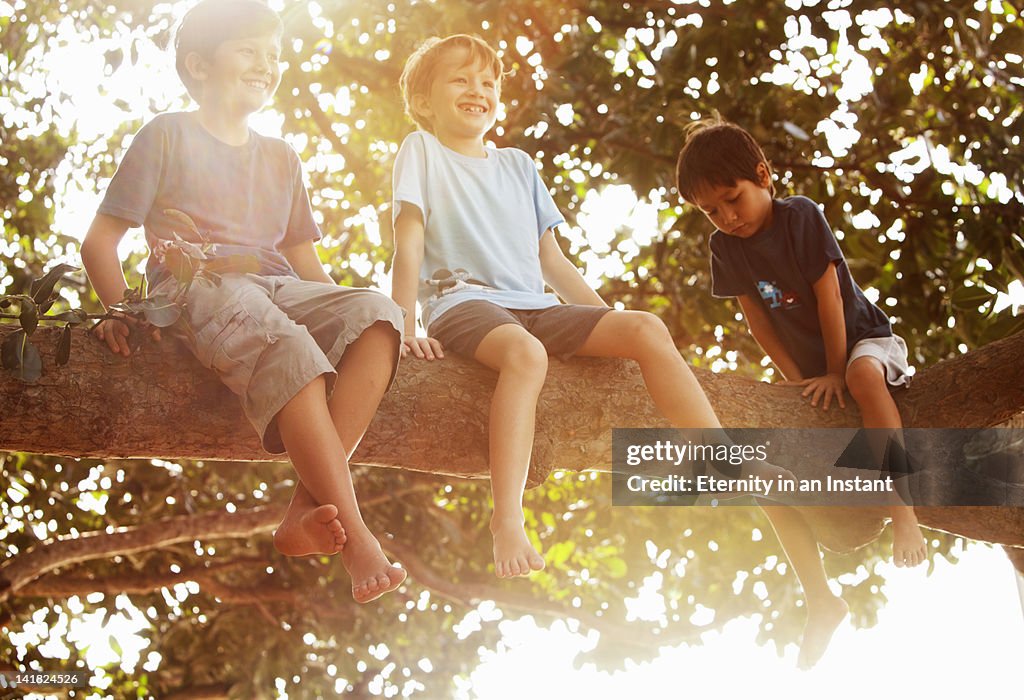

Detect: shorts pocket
194,304,274,395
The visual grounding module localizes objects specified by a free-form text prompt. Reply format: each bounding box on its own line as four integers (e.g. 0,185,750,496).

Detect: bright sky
462,543,1023,699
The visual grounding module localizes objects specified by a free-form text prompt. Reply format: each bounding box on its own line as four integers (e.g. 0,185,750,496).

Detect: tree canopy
1,0,1022,696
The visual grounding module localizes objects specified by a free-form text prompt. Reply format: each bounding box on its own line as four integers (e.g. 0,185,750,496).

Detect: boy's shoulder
775,194,822,213
776,195,828,224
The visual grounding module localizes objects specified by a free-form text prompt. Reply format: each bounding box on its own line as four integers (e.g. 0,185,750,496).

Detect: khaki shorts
160,273,403,454
848,334,912,387
427,299,612,361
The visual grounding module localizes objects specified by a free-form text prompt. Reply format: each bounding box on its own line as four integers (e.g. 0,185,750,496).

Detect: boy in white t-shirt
390,35,793,580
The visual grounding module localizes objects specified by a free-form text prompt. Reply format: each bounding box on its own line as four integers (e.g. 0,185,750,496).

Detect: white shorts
848,335,912,387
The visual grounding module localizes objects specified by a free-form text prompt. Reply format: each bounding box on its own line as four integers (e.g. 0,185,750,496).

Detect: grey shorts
427,299,612,361
848,334,912,387
160,273,403,454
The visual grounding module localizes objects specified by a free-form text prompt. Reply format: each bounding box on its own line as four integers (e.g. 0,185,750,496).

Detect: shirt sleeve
792,197,843,285
97,118,166,226
526,152,564,237
392,132,429,226
709,232,746,298
280,145,322,248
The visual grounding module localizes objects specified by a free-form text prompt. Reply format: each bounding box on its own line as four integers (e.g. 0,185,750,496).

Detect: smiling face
413,46,500,156
188,32,282,117
692,164,775,238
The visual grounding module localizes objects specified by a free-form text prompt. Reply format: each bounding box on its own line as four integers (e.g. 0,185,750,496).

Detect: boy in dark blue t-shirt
676,118,927,669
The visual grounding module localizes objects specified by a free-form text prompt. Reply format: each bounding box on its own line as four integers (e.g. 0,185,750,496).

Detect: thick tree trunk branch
3,327,1022,478
2,327,1022,586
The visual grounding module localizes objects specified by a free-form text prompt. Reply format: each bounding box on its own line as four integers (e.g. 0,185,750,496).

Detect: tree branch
2,326,1022,477
0,487,433,604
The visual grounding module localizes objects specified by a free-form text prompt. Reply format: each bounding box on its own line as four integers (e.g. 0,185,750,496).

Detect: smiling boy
390,36,793,580
81,0,407,603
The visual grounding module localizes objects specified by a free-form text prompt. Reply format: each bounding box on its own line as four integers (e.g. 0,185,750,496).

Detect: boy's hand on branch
402,335,444,360
93,314,161,357
779,373,846,410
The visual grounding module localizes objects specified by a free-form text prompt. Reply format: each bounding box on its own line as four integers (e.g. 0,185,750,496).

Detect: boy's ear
410,93,433,121
756,162,772,188
184,52,209,82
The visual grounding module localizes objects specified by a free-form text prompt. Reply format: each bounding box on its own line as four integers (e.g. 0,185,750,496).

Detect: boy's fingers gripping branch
798,374,847,410
93,315,161,357
402,335,444,360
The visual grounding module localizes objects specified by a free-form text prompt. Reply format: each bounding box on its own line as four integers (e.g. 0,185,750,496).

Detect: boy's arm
282,240,335,285
392,205,443,359
80,213,156,357
735,295,804,381
801,261,847,408
538,230,606,307
81,213,133,308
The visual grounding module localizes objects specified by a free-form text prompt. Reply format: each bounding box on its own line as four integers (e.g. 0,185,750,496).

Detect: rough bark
3,326,1023,476
2,326,1022,566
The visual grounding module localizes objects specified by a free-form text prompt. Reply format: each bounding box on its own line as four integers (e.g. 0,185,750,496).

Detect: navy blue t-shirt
709,196,892,378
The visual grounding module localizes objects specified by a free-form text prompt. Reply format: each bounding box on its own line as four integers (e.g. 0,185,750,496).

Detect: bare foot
798,595,849,670
892,517,928,568
273,503,347,557
341,530,406,604
491,517,545,578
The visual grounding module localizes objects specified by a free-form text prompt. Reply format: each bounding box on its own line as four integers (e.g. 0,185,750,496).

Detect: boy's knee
625,311,672,351
501,333,548,376
846,358,886,399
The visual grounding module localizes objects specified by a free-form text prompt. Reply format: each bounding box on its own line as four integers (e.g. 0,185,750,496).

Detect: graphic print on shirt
757,280,801,310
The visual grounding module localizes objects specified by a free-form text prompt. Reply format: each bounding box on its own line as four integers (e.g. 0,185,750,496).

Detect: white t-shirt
392,131,563,328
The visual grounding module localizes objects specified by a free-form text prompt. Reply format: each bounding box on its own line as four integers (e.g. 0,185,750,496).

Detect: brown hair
675,117,775,202
399,34,504,132
174,0,283,102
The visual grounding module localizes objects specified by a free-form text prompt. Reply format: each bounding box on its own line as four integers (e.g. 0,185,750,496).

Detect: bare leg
328,321,406,602
474,324,548,578
760,503,849,670
846,357,927,568
275,321,398,559
275,323,404,603
575,311,794,483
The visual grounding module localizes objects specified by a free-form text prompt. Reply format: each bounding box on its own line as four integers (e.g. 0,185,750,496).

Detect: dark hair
174,0,283,102
675,118,774,202
400,34,504,132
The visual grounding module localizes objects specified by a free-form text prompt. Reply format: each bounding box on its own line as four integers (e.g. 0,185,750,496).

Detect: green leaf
547,540,576,566
164,248,197,287
163,208,202,237
30,263,78,305
604,557,628,578
138,295,181,328
56,324,72,366
2,330,43,382
19,298,38,335
109,633,123,657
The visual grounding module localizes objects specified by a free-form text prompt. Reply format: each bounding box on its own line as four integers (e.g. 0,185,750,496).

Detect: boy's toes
528,552,546,572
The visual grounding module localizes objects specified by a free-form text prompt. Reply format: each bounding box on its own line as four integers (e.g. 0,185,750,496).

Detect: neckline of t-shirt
186,112,257,151
738,199,784,246
423,131,494,166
